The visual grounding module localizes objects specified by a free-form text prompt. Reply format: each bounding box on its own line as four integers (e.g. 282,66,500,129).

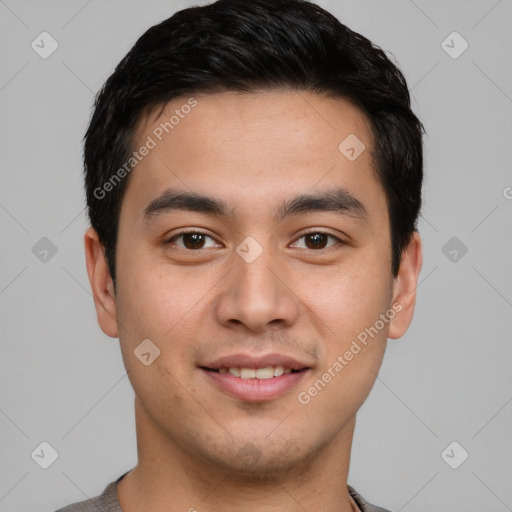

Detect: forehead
123,90,385,221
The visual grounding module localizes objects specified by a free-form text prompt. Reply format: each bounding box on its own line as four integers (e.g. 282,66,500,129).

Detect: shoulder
348,485,393,512
54,494,103,512
54,479,123,512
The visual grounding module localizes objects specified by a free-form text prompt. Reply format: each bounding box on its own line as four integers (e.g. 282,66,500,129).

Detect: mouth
201,365,306,379
199,354,312,402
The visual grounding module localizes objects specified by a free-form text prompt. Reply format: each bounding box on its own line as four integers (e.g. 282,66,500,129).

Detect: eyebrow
143,189,233,221
143,187,368,224
274,187,368,223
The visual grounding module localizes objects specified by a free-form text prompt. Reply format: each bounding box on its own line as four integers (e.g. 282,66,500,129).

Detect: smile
201,366,309,402
206,366,301,379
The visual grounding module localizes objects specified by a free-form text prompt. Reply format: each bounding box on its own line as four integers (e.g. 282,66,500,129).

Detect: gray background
1,0,511,510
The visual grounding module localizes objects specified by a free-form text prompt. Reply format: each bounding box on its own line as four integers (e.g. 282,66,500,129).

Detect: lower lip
201,369,309,402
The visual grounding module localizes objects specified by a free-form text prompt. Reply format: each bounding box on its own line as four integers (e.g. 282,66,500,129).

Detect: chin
199,436,324,483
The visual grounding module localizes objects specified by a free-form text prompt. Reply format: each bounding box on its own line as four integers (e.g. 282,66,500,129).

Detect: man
56,0,423,510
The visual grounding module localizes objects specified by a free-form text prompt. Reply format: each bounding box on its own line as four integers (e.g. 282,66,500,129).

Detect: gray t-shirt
55,471,391,512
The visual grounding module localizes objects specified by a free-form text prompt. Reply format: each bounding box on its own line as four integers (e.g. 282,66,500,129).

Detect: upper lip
201,353,312,371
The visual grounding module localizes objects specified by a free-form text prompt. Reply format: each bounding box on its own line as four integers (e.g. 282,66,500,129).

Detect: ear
388,231,423,339
84,227,119,338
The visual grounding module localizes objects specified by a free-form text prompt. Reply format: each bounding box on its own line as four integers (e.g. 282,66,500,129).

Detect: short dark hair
84,0,424,287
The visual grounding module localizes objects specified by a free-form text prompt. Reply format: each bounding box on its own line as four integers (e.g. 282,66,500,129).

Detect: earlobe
84,227,119,338
388,231,423,339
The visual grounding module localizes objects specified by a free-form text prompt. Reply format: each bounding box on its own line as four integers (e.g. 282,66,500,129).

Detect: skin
85,90,422,512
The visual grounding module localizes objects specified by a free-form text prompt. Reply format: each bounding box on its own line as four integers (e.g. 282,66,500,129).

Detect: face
86,90,421,479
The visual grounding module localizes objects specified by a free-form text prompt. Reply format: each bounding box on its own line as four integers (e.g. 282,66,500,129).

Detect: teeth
255,367,274,379
218,366,298,379
273,365,284,377
228,367,240,377
240,368,256,378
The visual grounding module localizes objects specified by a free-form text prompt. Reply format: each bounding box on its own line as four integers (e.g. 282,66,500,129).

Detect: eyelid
165,229,221,248
289,231,346,251
165,229,347,252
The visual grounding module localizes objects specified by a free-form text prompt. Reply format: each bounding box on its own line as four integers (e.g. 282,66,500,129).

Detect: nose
213,244,300,333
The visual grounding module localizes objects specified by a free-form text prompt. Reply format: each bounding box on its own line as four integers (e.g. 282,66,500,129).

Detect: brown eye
291,232,343,251
167,232,220,250
304,233,328,249
182,233,206,249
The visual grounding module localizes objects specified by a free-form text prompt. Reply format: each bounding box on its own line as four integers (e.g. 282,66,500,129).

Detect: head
84,0,423,479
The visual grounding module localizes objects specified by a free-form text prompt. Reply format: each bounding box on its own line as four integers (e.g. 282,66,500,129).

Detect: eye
290,232,343,250
166,231,222,250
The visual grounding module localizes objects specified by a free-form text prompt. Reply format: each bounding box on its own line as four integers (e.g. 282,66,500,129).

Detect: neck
118,397,359,512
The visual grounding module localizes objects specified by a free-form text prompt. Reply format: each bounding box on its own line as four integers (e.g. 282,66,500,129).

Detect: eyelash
165,230,345,252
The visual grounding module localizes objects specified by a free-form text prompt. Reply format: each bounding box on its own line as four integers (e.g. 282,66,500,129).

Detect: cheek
301,261,392,411
115,248,210,340
114,269,197,420
296,275,390,428
300,259,393,342
114,250,213,395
